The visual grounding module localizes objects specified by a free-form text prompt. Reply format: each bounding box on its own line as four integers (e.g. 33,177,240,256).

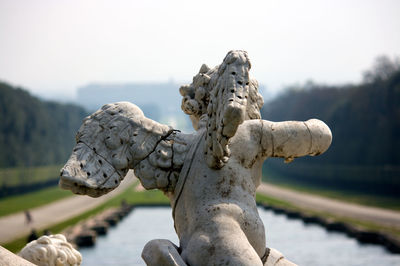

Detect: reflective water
80,207,400,266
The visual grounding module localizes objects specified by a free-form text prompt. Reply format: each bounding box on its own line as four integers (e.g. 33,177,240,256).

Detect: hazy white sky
1,0,399,99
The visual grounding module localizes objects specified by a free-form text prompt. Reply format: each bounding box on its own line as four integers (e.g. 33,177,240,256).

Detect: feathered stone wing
60,102,189,197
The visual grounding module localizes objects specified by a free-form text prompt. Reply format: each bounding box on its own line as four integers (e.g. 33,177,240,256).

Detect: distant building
76,81,268,132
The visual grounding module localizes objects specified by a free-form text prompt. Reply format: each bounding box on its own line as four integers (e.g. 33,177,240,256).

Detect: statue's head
180,50,264,168
19,234,82,266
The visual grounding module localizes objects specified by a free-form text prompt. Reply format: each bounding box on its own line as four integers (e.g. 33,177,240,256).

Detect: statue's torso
174,121,266,264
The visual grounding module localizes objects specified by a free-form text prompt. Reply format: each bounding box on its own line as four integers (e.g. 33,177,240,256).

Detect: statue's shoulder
233,119,263,141
228,120,266,166
241,119,263,129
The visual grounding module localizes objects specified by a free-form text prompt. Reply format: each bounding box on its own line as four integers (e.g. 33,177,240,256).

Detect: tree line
0,82,88,168
261,56,400,196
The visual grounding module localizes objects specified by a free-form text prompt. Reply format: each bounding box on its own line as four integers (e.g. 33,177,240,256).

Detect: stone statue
60,50,332,265
19,234,82,266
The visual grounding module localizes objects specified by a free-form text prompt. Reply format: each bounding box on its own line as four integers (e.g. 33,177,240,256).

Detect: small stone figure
121,199,128,209
43,229,52,236
27,229,38,243
19,234,82,266
60,51,332,265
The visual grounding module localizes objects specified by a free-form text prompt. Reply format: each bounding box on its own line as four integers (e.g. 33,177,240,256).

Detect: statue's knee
142,239,187,266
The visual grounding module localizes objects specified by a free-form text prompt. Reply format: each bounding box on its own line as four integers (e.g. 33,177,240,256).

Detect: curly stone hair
19,234,82,266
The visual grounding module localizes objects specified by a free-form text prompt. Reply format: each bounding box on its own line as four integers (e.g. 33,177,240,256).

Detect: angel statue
60,50,332,266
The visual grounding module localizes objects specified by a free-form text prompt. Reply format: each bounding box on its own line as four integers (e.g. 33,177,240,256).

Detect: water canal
80,207,400,266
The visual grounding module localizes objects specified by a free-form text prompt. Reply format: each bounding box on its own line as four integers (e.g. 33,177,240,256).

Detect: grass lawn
0,186,74,217
262,167,400,211
3,182,169,253
256,193,400,239
0,165,62,187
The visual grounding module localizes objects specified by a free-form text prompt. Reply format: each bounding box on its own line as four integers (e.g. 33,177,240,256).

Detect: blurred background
0,0,400,264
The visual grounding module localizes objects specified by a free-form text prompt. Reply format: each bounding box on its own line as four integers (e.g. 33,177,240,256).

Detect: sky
0,0,399,100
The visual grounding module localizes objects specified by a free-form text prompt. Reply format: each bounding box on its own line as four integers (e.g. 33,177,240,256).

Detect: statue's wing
60,102,190,197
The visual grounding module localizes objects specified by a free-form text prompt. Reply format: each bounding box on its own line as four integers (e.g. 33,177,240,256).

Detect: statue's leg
181,228,263,266
263,248,297,266
141,239,187,266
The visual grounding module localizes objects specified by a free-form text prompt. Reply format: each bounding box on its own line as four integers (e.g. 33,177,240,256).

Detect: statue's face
224,62,250,107
219,62,250,137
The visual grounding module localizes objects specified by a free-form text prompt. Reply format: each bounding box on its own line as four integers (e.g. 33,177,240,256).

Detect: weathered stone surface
60,50,332,265
19,234,82,266
142,239,187,266
0,245,35,266
264,248,297,266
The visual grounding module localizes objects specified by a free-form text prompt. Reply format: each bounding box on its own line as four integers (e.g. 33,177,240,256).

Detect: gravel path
0,172,135,244
257,182,400,228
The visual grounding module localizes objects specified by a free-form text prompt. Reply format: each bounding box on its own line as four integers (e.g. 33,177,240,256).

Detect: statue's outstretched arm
260,119,332,162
